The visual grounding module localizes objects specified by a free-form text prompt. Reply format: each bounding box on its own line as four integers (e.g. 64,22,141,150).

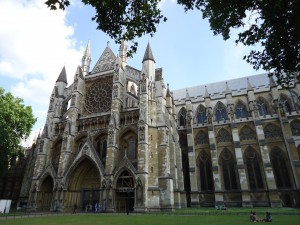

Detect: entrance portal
40,175,54,211
115,170,135,213
67,158,101,212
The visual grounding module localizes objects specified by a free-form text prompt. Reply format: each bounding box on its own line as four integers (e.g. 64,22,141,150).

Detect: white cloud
0,0,84,144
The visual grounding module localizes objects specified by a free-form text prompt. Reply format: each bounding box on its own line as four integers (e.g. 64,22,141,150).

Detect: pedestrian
73,203,77,214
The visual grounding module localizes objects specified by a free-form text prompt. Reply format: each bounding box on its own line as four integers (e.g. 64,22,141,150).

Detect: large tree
0,88,36,175
45,0,300,86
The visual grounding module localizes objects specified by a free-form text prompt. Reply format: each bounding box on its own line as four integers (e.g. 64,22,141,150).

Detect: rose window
85,79,112,113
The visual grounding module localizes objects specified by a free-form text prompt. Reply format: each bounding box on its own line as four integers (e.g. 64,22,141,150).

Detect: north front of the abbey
26,41,300,212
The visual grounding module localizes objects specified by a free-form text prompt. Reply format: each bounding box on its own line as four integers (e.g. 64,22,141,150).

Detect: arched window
239,125,257,141
216,128,232,143
264,124,283,140
244,147,264,190
291,120,300,136
256,97,269,117
194,131,209,145
220,148,239,190
127,138,136,160
196,105,207,124
235,100,248,119
215,101,228,122
280,94,292,114
178,108,187,127
270,148,292,189
97,138,107,167
121,131,138,169
198,151,214,191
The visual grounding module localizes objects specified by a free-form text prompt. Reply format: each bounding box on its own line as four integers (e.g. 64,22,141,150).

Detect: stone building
27,41,300,212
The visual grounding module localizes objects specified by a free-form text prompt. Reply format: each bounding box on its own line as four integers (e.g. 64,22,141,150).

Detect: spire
225,82,231,95
119,40,128,64
75,65,84,79
82,40,91,74
247,78,253,91
204,86,210,98
142,42,155,63
84,40,90,57
166,83,171,97
185,89,190,101
269,75,277,88
56,66,67,84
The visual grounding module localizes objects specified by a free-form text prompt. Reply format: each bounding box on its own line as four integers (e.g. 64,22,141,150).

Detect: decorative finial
107,41,110,46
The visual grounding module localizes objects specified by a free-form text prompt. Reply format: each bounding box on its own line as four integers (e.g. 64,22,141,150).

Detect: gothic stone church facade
28,41,300,212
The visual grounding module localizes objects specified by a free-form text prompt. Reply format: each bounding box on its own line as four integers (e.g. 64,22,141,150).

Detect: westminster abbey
25,41,300,212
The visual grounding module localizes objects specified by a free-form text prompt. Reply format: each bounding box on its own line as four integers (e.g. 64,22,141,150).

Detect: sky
0,0,265,146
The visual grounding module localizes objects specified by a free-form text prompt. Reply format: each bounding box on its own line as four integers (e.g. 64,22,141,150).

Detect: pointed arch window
196,105,207,124
291,120,300,136
235,101,248,119
199,151,214,191
244,147,264,189
195,131,209,145
215,102,228,122
216,128,232,143
256,97,269,117
264,124,283,140
178,108,187,127
97,138,107,167
220,148,239,190
280,94,292,114
270,148,292,189
239,125,257,141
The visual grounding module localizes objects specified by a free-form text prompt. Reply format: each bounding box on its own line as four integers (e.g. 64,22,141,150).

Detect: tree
45,0,300,86
0,87,36,175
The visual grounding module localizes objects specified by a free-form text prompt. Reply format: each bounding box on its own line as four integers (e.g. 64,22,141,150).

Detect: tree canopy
0,87,36,175
45,0,300,86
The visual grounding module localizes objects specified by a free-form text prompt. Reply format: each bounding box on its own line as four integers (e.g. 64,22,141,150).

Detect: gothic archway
39,175,54,211
115,170,135,213
67,158,101,212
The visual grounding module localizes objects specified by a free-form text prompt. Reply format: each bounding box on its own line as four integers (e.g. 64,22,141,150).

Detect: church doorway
40,175,54,211
67,158,101,212
115,170,135,213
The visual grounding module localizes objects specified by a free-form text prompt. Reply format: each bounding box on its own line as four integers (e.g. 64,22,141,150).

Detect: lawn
0,213,299,225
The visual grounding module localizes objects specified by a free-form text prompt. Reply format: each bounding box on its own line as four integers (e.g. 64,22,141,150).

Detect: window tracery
216,128,232,143
215,102,228,122
196,105,207,124
244,147,264,189
198,151,214,191
178,108,187,127
52,141,62,173
291,120,300,136
235,100,248,119
239,125,257,141
85,78,113,113
264,124,283,140
220,148,239,190
195,131,209,145
280,94,292,114
270,147,292,189
256,97,269,117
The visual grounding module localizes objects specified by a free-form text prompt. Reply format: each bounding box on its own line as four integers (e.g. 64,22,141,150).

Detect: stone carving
140,73,147,93
39,140,44,152
139,125,145,142
113,85,118,98
49,94,54,111
73,76,78,90
207,109,212,125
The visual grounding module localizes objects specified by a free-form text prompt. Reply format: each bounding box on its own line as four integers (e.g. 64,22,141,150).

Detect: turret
142,42,155,81
56,66,67,95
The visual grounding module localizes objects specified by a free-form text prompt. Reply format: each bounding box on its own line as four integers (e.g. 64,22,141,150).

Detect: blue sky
0,0,264,145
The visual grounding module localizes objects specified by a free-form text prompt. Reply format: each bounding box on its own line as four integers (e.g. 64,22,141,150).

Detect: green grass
0,213,300,225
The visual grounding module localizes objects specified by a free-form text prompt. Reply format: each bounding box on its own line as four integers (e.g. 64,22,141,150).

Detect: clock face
85,78,113,113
